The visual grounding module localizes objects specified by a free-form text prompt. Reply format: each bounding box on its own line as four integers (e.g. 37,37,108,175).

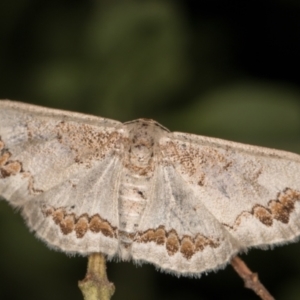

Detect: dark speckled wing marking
0,100,123,257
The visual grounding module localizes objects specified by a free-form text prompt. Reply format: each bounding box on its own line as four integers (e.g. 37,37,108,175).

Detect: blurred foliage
1,1,300,299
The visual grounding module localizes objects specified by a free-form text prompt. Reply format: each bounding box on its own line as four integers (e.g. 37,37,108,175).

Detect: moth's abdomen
118,172,151,259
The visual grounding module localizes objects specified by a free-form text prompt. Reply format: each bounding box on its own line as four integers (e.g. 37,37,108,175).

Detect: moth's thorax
129,132,154,169
118,119,169,258
123,119,169,172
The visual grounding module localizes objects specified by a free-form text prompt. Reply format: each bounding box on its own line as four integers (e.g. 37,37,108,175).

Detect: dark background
1,1,300,299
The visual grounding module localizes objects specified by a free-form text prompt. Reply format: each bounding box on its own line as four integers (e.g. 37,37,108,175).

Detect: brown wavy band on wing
43,206,118,239
225,188,300,229
136,226,220,259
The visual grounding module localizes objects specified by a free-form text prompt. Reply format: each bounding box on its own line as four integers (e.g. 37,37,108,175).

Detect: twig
78,253,115,300
231,256,275,300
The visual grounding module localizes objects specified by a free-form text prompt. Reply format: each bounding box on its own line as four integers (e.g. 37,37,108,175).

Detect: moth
1,100,300,276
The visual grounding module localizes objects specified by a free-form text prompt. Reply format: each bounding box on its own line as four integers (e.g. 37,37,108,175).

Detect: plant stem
79,253,115,300
231,256,274,300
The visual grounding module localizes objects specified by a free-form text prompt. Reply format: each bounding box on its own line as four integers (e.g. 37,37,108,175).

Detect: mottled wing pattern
131,162,236,275
165,132,300,250
0,100,124,256
132,131,300,275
